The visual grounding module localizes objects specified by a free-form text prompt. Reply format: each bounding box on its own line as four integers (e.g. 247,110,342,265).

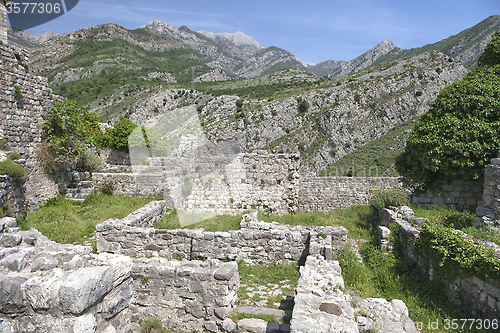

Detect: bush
41,100,104,172
7,152,21,160
76,149,101,174
442,211,475,230
99,181,114,195
0,160,25,178
368,187,409,211
297,97,309,113
396,33,500,189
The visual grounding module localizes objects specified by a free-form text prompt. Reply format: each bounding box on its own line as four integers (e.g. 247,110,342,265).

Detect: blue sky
21,0,500,64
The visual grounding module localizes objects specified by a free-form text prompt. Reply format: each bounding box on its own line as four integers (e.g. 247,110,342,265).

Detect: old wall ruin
0,40,61,210
411,179,483,211
299,176,401,212
96,208,348,265
384,206,500,320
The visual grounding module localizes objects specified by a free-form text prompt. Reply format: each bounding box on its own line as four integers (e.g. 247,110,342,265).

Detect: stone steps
65,181,95,201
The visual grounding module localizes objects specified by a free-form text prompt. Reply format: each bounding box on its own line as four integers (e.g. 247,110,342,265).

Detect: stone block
59,266,115,315
214,262,237,281
0,276,26,314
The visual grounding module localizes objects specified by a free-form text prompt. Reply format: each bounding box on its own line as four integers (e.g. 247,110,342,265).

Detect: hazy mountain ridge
335,15,500,78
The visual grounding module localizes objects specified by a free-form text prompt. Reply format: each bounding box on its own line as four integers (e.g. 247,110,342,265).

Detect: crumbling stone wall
411,180,483,211
386,206,500,320
92,173,169,200
291,255,417,333
298,176,401,212
477,158,500,227
130,258,239,333
96,210,348,265
0,218,134,333
0,41,61,209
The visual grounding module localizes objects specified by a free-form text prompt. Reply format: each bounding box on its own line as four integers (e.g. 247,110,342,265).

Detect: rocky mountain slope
117,52,467,173
326,15,500,79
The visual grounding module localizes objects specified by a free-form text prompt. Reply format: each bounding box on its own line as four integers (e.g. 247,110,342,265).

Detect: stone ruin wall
381,206,500,321
0,220,134,333
130,258,239,333
477,157,500,226
299,176,401,212
411,179,483,211
92,151,404,215
0,40,62,210
96,206,348,265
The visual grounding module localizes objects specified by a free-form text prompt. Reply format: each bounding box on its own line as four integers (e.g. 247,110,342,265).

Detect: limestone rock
237,318,268,333
214,261,238,281
21,268,65,311
59,266,115,315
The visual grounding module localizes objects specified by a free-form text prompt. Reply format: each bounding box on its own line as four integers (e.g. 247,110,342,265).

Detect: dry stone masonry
0,217,133,333
299,176,400,211
291,255,417,333
130,258,239,333
91,151,402,215
383,205,500,320
477,157,500,229
0,34,62,210
96,209,348,265
411,179,483,211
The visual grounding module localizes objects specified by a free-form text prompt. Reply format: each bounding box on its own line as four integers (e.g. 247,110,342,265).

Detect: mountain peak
197,30,263,49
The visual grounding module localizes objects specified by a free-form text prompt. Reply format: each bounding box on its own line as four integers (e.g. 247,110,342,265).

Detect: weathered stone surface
0,234,21,248
237,318,268,333
31,257,58,272
0,276,26,313
21,268,65,311
59,266,115,315
98,279,133,320
222,318,236,332
319,302,342,315
214,261,238,280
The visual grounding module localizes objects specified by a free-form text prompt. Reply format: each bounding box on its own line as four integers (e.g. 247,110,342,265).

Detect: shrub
7,152,21,160
442,211,475,230
368,187,409,211
0,160,25,178
14,85,22,99
354,93,361,103
76,149,101,174
297,97,309,113
41,100,104,172
99,181,114,195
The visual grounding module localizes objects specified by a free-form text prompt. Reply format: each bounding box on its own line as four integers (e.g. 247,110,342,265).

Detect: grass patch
257,206,372,240
24,194,160,244
139,317,171,333
239,261,300,287
154,209,242,232
232,313,277,324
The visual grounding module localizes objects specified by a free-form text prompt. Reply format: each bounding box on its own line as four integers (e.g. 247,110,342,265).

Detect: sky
17,0,500,64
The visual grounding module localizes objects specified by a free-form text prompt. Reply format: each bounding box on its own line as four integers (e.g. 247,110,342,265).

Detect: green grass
154,208,242,232
257,206,373,240
23,194,160,244
239,261,300,288
337,212,489,333
154,206,373,241
232,313,277,324
139,317,172,333
320,121,414,177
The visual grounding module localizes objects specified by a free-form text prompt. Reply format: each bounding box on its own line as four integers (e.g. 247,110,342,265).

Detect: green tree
478,30,500,67
40,100,104,172
395,33,500,188
101,116,138,151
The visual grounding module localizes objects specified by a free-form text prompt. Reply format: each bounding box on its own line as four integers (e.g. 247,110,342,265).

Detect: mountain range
14,15,500,174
